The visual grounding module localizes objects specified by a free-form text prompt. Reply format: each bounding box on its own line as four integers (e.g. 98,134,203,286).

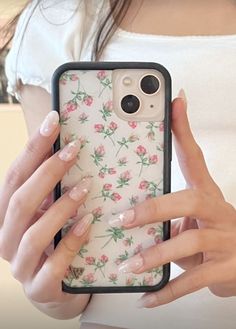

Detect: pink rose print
117,156,128,166
136,145,147,156
147,226,163,243
116,170,132,188
104,183,112,191
83,95,93,106
146,122,159,141
94,123,104,132
108,168,116,175
60,110,70,125
126,276,137,286
100,255,109,263
139,180,163,198
116,134,139,157
96,70,112,97
109,273,118,284
91,206,103,223
147,227,156,236
142,276,154,286
128,121,138,129
65,101,78,112
85,256,96,265
59,72,79,85
114,250,129,265
100,100,113,121
133,243,143,255
91,144,105,166
78,112,89,123
111,192,122,202
135,145,159,176
139,180,149,190
80,273,96,287
94,122,116,146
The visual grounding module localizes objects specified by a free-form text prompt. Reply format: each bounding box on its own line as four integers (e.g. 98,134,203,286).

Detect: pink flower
147,131,155,141
149,154,158,164
70,74,79,81
118,157,127,165
94,123,104,132
97,70,106,80
103,183,112,191
85,256,96,265
79,112,88,120
120,170,131,180
60,79,66,85
147,227,156,236
66,101,77,112
136,145,147,156
111,192,122,202
78,137,87,148
92,207,103,217
128,121,137,129
83,95,93,106
109,273,117,281
133,244,143,255
98,172,105,178
115,258,122,265
144,276,154,286
139,180,149,190
126,277,136,286
128,134,139,142
159,122,164,132
83,273,96,283
100,255,108,263
108,121,118,131
108,168,116,175
104,100,113,111
95,145,105,156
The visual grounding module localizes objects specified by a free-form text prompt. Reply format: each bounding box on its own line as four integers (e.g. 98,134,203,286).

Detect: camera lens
121,94,140,114
140,75,160,95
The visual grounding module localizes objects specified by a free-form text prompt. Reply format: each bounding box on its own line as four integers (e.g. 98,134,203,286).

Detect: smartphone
52,61,171,294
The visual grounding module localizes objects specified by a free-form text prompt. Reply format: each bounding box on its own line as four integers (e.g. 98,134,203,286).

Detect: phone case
52,62,171,294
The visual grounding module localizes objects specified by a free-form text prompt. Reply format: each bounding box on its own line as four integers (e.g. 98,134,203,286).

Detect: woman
0,0,236,328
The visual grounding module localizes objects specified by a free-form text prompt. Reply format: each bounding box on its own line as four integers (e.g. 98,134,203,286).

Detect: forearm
30,294,91,320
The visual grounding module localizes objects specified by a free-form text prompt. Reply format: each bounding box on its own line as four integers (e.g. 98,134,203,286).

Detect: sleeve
4,0,104,100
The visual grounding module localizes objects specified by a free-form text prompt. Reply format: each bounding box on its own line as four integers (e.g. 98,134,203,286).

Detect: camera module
120,94,140,114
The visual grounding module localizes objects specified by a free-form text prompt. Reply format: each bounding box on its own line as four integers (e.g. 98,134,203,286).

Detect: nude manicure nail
178,88,187,106
108,209,135,227
40,111,59,137
117,254,144,273
136,294,157,308
58,140,81,162
73,214,93,237
69,177,92,201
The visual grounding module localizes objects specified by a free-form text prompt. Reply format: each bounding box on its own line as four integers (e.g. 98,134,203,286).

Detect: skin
0,0,236,320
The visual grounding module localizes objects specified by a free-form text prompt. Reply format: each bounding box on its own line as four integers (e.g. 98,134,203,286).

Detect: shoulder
5,0,105,99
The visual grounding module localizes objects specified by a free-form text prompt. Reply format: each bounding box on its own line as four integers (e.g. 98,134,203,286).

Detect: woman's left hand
109,89,236,308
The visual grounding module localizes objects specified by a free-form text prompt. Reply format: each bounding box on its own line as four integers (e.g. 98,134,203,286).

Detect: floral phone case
52,62,171,294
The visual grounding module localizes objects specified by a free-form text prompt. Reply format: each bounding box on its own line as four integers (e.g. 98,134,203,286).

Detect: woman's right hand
0,111,92,317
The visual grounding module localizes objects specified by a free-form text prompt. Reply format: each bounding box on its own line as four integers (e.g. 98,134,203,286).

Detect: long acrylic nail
40,111,59,137
69,177,92,201
136,294,157,308
178,88,187,107
58,140,81,162
117,254,144,273
73,214,93,237
108,209,135,227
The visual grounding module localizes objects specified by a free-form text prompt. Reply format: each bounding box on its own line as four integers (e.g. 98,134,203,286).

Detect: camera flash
123,76,132,86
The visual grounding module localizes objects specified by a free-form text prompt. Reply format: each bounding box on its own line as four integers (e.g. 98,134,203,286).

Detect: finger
0,111,60,225
136,261,220,308
117,228,223,274
1,139,81,260
11,177,92,281
172,94,223,199
27,213,93,303
109,189,222,228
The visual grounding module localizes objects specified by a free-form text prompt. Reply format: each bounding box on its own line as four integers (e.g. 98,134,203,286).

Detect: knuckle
21,230,41,255
185,229,205,251
10,259,22,281
149,197,164,219
5,163,23,189
188,189,205,216
0,233,12,261
9,191,26,214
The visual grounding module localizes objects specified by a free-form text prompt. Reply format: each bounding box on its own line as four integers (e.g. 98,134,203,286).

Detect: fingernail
118,254,144,273
58,139,81,161
108,209,135,227
69,177,92,201
178,88,187,107
73,214,93,237
40,111,59,137
136,294,157,308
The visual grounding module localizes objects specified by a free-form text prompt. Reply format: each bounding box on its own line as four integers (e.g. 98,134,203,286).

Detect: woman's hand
0,111,93,319
109,89,236,308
